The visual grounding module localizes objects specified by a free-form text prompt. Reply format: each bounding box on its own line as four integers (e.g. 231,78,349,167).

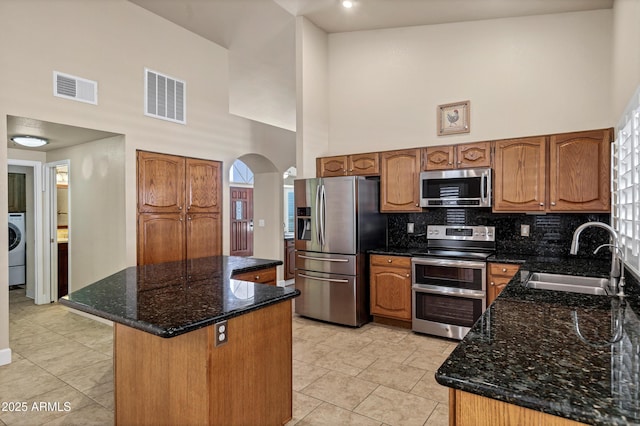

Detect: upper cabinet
317,152,379,177
138,151,186,213
423,141,491,171
186,158,222,213
8,172,26,213
493,136,547,212
380,149,421,212
138,151,221,214
493,129,612,213
548,129,611,212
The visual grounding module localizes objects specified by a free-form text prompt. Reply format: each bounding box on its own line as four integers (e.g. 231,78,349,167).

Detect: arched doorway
229,159,254,257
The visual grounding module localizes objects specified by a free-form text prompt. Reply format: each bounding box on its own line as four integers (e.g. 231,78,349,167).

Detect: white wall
46,136,127,291
327,10,613,154
612,0,640,119
0,0,294,361
296,17,330,178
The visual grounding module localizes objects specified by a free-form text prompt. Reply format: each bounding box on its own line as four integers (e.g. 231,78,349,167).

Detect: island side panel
114,300,293,426
209,300,292,424
114,323,210,425
454,390,587,426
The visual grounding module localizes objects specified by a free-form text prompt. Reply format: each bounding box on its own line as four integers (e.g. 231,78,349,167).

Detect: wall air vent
144,68,186,124
53,71,98,105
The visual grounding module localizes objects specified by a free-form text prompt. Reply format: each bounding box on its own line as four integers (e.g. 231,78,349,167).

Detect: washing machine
8,212,26,286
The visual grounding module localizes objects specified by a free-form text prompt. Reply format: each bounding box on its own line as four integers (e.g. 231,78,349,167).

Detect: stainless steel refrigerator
294,176,386,327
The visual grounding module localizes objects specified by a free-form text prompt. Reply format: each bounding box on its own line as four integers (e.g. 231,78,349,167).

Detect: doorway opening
229,159,254,257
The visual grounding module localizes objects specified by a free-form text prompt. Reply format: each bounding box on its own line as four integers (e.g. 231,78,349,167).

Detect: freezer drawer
294,270,367,327
295,251,359,276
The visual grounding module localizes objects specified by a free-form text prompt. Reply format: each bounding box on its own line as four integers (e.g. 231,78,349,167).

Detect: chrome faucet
570,222,622,294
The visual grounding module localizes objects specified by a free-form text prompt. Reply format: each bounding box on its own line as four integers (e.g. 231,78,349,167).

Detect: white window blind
612,86,640,278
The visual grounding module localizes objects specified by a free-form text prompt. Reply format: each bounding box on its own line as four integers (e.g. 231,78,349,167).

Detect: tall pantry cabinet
137,151,222,265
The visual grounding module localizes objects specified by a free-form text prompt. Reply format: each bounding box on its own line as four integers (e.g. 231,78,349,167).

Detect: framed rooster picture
438,100,470,135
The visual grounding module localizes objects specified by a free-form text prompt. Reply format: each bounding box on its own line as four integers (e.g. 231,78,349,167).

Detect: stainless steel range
411,225,495,340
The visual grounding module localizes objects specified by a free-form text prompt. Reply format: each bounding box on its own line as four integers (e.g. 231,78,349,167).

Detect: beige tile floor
2,286,453,425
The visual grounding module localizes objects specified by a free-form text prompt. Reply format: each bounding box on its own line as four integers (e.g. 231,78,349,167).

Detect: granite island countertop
60,256,299,338
435,255,640,426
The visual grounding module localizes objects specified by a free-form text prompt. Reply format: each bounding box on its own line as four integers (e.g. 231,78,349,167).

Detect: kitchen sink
524,272,611,296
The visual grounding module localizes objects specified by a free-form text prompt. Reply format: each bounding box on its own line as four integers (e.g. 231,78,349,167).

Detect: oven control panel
427,225,495,241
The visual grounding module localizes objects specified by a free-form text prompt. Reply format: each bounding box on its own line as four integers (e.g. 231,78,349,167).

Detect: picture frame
438,100,470,136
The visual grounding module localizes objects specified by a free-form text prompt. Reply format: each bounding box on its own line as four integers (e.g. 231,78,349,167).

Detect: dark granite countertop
60,256,299,338
435,255,640,425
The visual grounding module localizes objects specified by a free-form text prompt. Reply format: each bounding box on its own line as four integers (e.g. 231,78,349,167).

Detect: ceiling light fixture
11,135,48,148
342,0,353,8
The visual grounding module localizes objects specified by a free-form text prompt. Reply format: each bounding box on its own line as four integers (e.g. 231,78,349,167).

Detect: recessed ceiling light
11,135,48,147
342,0,353,8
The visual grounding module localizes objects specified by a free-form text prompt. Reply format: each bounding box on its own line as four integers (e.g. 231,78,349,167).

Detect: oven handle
411,257,486,269
412,284,486,299
298,254,349,263
298,273,350,284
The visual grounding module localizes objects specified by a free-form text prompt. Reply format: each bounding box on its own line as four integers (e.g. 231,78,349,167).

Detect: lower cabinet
487,263,520,304
450,389,586,426
232,266,277,286
369,255,412,324
284,239,295,280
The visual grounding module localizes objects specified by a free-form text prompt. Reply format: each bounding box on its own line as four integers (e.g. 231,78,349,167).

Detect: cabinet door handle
551,202,556,206
539,203,544,206
502,268,507,272
178,206,183,210
387,259,392,263
188,216,192,221
406,273,410,277
255,275,260,280
491,281,495,286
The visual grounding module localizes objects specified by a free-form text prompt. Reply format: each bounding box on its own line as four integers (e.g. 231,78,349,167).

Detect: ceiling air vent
53,71,97,105
144,68,186,124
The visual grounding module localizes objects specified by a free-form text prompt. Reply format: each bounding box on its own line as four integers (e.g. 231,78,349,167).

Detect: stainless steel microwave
419,168,492,208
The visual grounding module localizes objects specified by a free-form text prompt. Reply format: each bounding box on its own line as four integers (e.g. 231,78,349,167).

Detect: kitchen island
60,256,299,426
436,255,640,426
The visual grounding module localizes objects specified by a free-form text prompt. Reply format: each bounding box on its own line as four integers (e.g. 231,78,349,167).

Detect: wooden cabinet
185,158,222,213
8,172,26,213
380,149,421,212
138,151,221,214
487,263,520,305
137,151,222,266
317,152,379,177
284,239,295,280
231,266,277,286
450,389,586,426
493,129,611,213
493,136,547,212
114,301,293,426
548,129,611,212
423,141,491,170
370,255,412,322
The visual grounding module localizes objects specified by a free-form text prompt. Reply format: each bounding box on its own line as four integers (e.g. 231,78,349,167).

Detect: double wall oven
412,225,495,340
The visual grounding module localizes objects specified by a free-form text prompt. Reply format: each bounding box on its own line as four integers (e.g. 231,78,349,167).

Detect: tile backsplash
386,209,612,258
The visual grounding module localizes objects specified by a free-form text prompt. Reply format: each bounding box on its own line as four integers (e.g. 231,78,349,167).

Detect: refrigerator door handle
298,254,349,263
320,183,327,246
315,183,321,245
298,273,350,283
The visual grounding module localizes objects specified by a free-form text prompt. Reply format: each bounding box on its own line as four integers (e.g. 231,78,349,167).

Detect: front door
230,186,253,256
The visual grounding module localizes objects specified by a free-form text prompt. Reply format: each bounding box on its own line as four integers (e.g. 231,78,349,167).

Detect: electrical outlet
214,320,228,347
520,224,530,237
407,223,414,234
